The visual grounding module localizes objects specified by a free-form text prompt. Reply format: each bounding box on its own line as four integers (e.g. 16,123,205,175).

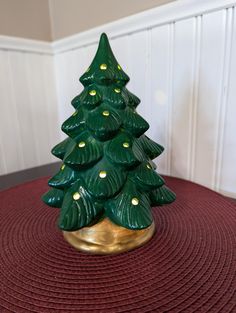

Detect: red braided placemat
0,177,235,313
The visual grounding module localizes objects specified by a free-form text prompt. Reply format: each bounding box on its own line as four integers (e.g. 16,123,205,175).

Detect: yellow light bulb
114,88,121,93
99,171,107,178
102,110,110,116
117,64,122,70
89,90,96,96
123,142,129,148
78,141,86,148
72,111,78,116
73,192,80,200
61,164,65,170
131,198,139,205
100,64,107,70
146,164,151,169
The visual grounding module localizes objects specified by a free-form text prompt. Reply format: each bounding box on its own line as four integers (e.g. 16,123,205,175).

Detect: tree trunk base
63,218,155,255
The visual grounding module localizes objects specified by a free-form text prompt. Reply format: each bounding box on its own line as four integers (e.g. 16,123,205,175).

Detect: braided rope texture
0,177,235,313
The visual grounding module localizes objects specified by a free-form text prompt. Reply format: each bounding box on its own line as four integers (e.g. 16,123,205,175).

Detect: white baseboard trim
0,0,235,54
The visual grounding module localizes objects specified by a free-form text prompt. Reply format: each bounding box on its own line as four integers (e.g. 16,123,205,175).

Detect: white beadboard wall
0,0,236,198
0,45,60,176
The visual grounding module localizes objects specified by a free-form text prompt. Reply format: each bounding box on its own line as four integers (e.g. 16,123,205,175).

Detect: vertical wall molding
167,23,175,176
0,140,7,175
189,16,202,181
7,52,25,170
25,54,40,167
144,28,152,138
213,7,234,191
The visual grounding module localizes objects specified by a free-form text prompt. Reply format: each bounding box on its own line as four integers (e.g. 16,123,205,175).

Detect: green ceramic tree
42,33,176,231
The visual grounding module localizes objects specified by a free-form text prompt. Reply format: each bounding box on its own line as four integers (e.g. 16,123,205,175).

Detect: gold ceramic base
63,218,155,255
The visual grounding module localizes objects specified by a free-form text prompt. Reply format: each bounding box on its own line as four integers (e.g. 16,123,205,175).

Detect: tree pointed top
98,33,111,52
80,33,130,87
92,33,117,66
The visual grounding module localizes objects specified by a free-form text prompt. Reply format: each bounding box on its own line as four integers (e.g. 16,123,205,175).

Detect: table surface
0,176,235,313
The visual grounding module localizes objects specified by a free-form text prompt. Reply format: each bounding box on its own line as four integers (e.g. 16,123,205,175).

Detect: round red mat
0,177,235,313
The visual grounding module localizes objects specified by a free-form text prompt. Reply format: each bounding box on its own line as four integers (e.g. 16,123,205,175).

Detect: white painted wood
0,50,59,176
166,23,174,176
40,55,61,162
219,7,236,197
171,18,196,179
110,36,130,73
83,44,97,68
189,16,202,182
0,35,52,54
127,31,147,119
150,25,171,175
193,10,226,190
214,8,234,193
0,51,25,174
144,29,153,149
0,52,8,175
54,52,72,131
8,51,39,169
25,53,59,166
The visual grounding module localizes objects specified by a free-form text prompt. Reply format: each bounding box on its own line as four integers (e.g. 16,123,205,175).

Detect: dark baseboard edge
0,162,60,191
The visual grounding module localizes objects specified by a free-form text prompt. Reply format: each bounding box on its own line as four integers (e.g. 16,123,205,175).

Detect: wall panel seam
190,15,202,182
7,52,25,171
167,23,174,176
24,55,41,166
214,7,234,191
144,28,152,137
187,17,196,180
41,56,56,155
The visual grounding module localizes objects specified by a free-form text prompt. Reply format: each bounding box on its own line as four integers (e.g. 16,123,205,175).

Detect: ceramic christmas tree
42,33,175,254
